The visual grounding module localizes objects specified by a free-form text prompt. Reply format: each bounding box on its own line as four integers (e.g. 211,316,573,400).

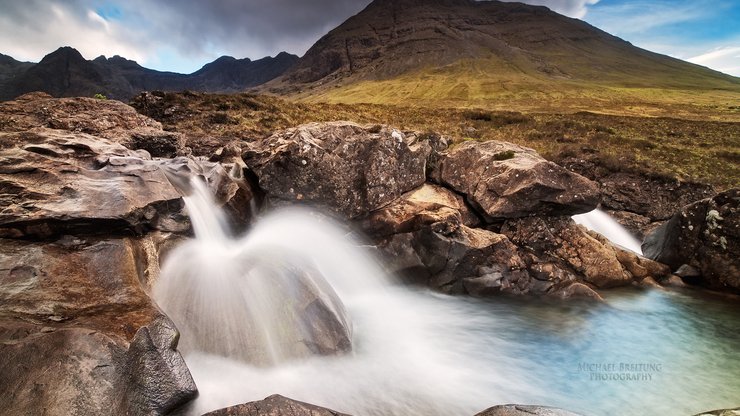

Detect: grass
131,92,740,190
294,58,740,122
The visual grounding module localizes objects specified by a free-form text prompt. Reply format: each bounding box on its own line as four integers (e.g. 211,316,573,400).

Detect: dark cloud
0,0,598,71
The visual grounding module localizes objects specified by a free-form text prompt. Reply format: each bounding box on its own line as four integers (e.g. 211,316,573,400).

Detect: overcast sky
0,0,738,76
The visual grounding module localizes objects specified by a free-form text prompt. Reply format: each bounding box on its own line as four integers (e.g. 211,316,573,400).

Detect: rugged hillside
0,47,298,101
265,0,740,114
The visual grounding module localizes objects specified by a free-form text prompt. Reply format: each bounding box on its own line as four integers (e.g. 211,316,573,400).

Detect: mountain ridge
263,0,739,113
0,47,299,101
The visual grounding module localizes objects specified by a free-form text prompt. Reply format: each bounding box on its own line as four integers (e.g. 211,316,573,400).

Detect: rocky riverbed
0,93,737,415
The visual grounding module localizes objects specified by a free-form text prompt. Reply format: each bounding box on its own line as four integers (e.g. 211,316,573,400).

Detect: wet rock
243,122,431,219
475,404,585,416
430,140,600,220
0,128,253,239
642,189,739,293
377,219,556,297
0,237,197,415
203,394,349,416
693,407,740,416
502,216,652,289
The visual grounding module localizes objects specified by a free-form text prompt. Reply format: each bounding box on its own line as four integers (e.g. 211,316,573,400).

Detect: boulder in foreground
203,394,349,416
475,404,585,416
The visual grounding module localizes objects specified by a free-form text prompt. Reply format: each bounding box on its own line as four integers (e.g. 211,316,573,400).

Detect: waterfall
153,177,385,365
572,209,643,255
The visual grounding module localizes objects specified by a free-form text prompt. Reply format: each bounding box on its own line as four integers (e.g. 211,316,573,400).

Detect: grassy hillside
132,92,739,189
297,58,740,121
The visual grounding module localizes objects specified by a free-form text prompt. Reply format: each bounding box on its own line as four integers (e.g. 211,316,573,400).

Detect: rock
379,221,531,295
642,189,739,292
0,92,187,156
0,237,197,415
662,275,687,288
475,404,585,416
0,128,253,239
693,408,740,416
430,140,600,220
606,209,654,240
203,394,349,416
503,217,645,289
242,122,431,219
358,183,479,237
561,156,715,223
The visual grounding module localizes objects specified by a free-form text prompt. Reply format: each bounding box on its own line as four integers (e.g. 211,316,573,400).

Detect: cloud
583,0,718,35
0,0,149,63
499,0,600,18
688,46,740,76
0,0,372,72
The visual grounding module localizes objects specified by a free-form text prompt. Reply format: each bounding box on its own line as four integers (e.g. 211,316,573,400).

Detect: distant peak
213,55,238,63
40,46,86,64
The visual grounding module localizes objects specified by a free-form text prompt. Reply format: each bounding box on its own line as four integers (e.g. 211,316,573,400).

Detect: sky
0,0,738,76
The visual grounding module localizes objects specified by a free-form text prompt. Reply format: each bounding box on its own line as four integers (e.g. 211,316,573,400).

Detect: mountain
265,0,740,112
0,47,299,101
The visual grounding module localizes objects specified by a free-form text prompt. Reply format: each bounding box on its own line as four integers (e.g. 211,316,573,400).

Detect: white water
155,178,740,416
572,209,643,255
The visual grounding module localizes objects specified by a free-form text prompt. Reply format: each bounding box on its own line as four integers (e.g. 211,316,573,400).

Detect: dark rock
502,216,668,289
430,140,600,220
475,404,585,416
692,407,740,416
0,237,197,415
203,394,349,416
243,122,431,219
642,189,739,292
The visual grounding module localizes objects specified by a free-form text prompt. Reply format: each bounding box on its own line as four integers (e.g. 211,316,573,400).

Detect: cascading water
155,174,740,416
572,209,643,255
154,177,357,365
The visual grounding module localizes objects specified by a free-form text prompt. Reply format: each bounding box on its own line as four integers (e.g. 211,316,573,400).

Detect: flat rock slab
476,404,585,416
203,394,350,416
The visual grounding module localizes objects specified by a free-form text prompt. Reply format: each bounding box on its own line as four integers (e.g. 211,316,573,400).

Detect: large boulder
0,128,252,239
643,189,739,292
0,237,196,415
242,122,431,218
203,394,349,416
475,404,585,416
429,140,600,220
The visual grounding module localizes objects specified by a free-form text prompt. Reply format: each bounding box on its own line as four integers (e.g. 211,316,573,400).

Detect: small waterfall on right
572,209,643,255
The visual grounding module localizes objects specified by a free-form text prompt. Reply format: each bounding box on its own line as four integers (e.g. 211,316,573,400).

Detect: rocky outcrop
363,183,665,298
0,94,254,414
643,189,739,292
203,394,349,416
243,122,431,218
693,408,740,416
0,100,252,239
562,155,716,238
430,140,600,220
475,404,585,416
0,237,196,415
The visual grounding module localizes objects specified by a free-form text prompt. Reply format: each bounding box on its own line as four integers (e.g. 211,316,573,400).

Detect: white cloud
499,0,600,18
0,0,149,64
688,46,740,76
